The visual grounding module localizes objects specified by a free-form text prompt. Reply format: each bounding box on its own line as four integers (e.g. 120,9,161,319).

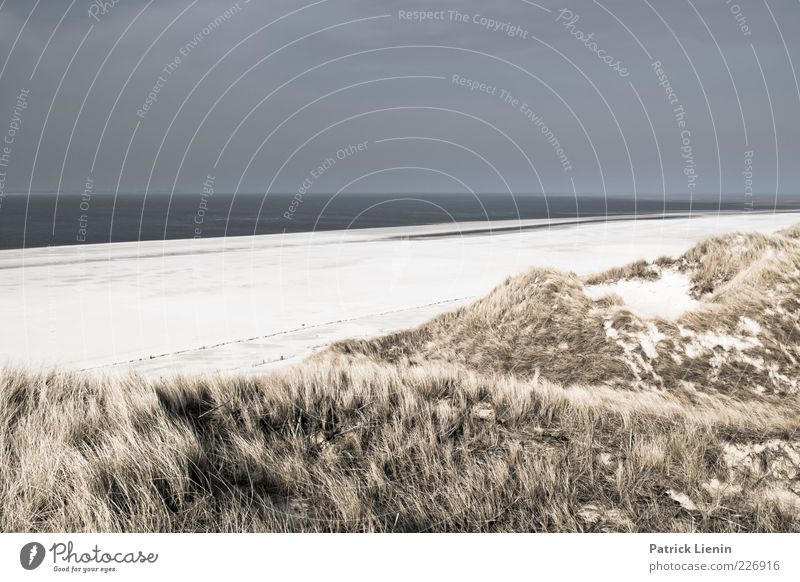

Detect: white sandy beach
1,211,798,377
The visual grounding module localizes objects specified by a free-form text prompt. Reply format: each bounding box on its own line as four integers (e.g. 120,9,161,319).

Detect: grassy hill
2,224,799,532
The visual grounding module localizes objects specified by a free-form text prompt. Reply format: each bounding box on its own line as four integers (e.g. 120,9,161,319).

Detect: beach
2,211,798,377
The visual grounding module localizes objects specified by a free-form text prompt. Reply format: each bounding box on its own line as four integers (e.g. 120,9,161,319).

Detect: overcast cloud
0,0,798,201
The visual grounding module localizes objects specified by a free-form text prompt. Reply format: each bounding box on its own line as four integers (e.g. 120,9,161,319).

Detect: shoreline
2,208,797,262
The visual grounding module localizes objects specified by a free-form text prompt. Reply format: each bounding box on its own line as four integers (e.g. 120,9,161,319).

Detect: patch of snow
602,316,661,382
763,489,800,513
702,479,742,497
738,317,761,336
585,269,701,320
723,440,800,480
596,452,615,468
681,326,761,360
698,332,760,351
767,364,799,392
739,354,765,370
603,319,619,339
636,322,666,359
471,403,496,421
685,343,701,359
667,489,699,512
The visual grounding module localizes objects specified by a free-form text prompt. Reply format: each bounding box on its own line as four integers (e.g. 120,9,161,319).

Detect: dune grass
2,358,799,533
1,225,799,533
336,226,800,396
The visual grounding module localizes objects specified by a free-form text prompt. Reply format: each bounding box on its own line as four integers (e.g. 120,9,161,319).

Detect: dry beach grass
1,224,799,532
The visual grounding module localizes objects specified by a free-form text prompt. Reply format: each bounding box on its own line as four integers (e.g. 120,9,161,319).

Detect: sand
1,211,798,377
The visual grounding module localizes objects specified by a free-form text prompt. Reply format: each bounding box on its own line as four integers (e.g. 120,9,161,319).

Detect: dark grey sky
0,0,798,202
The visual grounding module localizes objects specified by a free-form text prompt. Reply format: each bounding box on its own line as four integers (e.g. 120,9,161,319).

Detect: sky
0,0,798,203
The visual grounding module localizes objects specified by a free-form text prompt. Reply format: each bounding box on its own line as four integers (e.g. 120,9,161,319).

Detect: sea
0,192,797,250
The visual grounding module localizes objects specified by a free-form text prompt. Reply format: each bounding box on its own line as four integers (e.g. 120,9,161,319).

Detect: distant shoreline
2,191,798,251
1,209,794,261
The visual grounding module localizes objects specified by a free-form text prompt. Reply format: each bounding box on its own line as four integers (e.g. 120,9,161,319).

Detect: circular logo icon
20,542,46,570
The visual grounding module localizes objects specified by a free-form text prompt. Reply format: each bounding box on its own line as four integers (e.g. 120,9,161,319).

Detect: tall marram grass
1,355,799,532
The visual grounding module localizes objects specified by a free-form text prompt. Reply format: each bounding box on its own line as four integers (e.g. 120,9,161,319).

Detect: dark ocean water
0,192,796,250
